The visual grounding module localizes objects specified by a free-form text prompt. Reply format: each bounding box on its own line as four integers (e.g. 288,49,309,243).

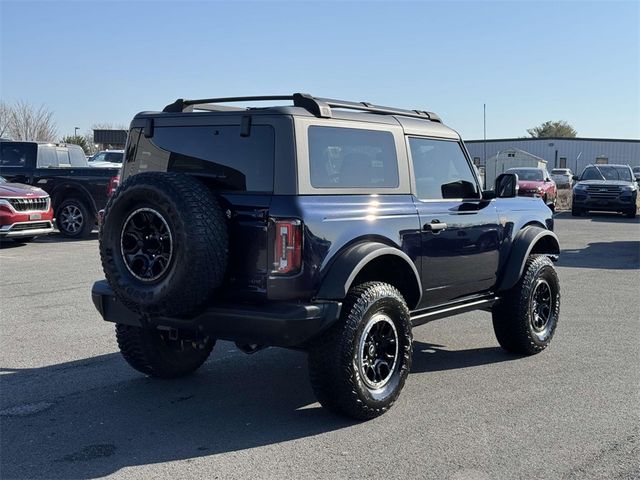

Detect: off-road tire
492,255,560,355
100,172,228,316
308,282,412,420
571,206,582,217
116,324,214,378
625,208,637,219
56,197,94,238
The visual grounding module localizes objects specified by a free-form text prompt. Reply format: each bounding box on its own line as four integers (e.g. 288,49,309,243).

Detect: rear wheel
56,198,94,238
308,282,412,420
116,324,214,378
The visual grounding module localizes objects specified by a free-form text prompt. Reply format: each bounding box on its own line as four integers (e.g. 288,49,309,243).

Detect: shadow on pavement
0,231,98,249
554,211,640,223
558,241,640,270
411,341,518,373
0,339,517,479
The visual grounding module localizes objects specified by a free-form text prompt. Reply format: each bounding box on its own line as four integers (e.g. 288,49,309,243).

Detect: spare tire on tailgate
100,172,228,316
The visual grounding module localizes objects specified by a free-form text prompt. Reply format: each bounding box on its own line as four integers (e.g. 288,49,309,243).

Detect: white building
465,137,640,175
484,148,548,186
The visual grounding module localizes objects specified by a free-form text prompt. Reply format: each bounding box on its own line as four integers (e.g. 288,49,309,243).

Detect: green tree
61,134,89,153
526,120,577,138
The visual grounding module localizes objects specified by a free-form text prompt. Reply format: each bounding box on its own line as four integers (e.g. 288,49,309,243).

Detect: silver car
551,168,573,188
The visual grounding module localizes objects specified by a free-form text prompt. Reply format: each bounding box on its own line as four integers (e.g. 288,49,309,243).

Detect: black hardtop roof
133,94,461,140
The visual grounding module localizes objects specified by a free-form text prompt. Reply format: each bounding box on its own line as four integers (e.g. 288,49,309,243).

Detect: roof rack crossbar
162,93,441,122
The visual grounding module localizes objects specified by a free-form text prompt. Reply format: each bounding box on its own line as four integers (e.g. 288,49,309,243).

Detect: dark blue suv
93,94,560,419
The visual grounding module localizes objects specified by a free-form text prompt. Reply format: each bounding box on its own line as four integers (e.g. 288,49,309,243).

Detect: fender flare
50,182,97,214
315,242,422,306
497,226,560,292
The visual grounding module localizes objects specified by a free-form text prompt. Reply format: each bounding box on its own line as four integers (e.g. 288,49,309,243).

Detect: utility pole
74,127,80,137
483,104,487,167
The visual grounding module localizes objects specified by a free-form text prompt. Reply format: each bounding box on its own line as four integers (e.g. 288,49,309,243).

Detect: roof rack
162,93,441,123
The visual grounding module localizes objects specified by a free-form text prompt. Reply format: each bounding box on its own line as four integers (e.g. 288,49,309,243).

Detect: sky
1,0,639,141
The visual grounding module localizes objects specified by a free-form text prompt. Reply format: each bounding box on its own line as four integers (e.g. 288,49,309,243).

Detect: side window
37,145,58,167
1,142,37,167
308,126,399,188
105,152,123,163
68,146,87,167
409,137,479,200
56,149,71,167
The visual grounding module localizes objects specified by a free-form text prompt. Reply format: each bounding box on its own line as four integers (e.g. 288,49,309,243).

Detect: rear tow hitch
236,343,267,354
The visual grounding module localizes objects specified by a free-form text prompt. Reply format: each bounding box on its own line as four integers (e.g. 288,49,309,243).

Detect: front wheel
492,255,560,355
625,208,637,219
116,324,214,378
571,205,582,217
308,282,413,420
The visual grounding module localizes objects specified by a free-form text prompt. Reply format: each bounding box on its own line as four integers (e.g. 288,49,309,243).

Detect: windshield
552,169,569,175
581,166,632,181
507,169,543,181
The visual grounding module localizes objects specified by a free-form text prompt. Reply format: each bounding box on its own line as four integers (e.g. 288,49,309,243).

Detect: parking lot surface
1,213,639,480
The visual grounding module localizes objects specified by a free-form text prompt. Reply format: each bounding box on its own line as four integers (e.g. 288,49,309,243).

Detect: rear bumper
91,280,341,348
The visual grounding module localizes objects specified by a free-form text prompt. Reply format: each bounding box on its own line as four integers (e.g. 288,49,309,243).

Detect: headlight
574,184,588,191
621,185,637,191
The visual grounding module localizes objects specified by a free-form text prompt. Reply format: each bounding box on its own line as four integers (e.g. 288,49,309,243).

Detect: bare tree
0,101,11,138
5,100,57,142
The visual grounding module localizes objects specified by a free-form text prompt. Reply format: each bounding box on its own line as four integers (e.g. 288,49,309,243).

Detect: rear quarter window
308,126,399,188
133,125,275,192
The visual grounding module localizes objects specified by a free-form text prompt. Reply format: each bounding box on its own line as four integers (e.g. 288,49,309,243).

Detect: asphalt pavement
1,213,639,480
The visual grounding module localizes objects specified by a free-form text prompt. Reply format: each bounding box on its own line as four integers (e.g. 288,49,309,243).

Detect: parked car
632,166,640,180
0,141,120,237
572,164,638,218
551,168,573,188
93,93,560,420
0,175,54,241
506,167,557,211
89,150,124,168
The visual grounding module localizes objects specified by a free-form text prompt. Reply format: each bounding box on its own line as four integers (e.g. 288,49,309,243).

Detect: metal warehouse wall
464,138,640,174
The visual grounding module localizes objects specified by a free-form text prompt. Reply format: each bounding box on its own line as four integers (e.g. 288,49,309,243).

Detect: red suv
506,167,557,211
0,176,54,241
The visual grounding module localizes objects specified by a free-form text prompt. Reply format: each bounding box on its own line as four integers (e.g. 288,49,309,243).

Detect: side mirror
572,175,579,181
635,175,640,182
495,173,519,198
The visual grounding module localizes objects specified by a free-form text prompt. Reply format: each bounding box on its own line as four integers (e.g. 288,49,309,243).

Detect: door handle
424,221,447,232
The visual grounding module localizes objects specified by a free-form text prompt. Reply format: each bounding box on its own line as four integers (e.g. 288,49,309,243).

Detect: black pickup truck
0,141,120,237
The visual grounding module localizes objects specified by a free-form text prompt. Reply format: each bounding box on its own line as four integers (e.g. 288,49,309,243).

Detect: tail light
107,175,120,197
272,219,302,275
